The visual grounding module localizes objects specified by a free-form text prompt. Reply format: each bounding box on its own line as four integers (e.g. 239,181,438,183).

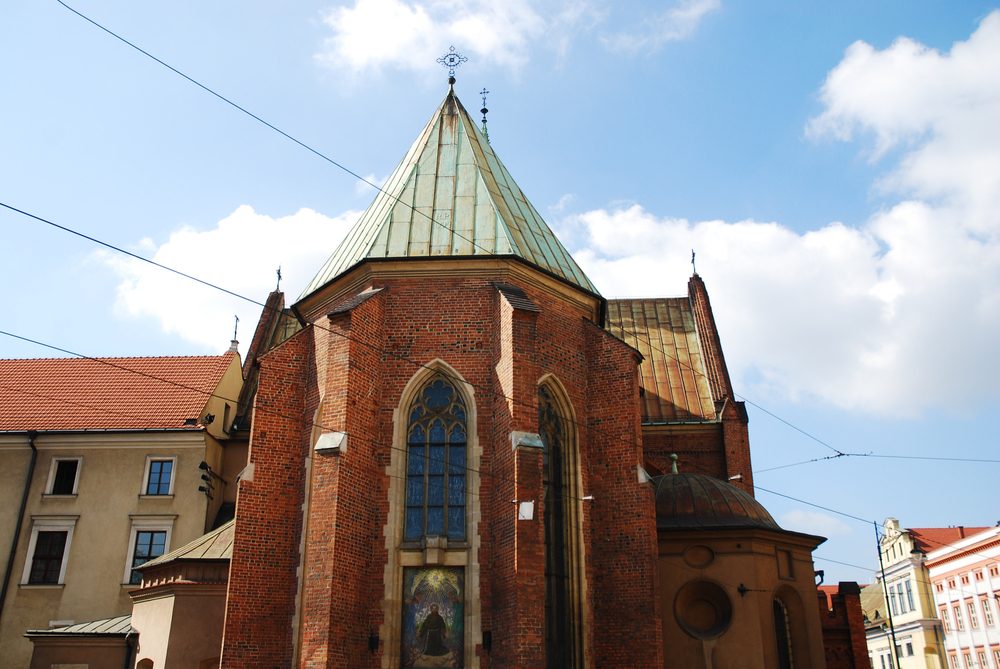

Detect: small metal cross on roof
480,88,489,121
437,46,468,83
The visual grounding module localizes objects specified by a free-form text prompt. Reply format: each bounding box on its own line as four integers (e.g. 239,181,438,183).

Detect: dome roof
653,472,780,531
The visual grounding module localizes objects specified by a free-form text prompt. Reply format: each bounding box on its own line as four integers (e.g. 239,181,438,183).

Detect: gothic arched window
404,376,467,542
539,384,573,669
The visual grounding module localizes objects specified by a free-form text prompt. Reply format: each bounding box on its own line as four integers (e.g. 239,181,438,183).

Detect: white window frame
44,456,82,496
20,516,78,585
140,456,177,497
122,516,175,585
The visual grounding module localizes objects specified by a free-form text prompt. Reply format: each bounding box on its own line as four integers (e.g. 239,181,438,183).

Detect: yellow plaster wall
658,530,827,669
0,432,212,669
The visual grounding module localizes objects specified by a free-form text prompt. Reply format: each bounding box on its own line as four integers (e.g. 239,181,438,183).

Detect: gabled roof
908,526,990,553
299,87,599,300
606,297,716,422
139,519,235,570
0,353,237,432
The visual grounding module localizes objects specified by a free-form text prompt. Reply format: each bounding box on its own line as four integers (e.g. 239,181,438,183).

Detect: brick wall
222,326,315,668
221,265,721,669
819,582,871,669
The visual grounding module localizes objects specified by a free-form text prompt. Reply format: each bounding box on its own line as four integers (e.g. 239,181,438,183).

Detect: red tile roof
0,353,237,432
909,527,991,553
606,298,716,422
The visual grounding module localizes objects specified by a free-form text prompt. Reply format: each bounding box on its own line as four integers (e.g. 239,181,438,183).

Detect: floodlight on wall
582,495,595,502
199,461,211,471
728,474,742,481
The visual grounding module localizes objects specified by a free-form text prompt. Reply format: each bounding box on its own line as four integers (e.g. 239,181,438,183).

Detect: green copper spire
299,89,599,300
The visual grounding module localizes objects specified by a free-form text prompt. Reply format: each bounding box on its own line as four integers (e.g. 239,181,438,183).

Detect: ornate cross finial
437,46,467,84
276,266,282,291
233,315,240,341
479,87,490,142
691,249,697,275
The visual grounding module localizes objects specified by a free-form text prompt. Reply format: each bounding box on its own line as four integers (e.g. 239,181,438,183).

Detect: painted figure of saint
418,605,449,656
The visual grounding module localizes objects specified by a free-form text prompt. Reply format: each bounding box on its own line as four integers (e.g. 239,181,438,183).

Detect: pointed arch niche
382,360,482,669
537,373,589,669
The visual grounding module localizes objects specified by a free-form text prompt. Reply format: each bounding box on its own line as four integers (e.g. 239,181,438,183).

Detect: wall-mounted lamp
728,473,742,481
582,495,595,502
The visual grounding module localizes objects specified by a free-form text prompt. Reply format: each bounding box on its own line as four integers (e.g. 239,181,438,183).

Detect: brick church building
188,83,866,669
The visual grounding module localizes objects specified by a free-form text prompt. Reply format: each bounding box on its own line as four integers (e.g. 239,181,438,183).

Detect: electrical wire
39,0,997,477
56,0,500,262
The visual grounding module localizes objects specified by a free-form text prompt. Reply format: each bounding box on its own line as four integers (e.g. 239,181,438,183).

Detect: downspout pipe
0,431,38,627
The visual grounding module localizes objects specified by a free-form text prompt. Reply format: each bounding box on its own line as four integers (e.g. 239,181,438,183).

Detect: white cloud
316,0,549,76
103,206,359,352
568,12,1000,416
315,0,708,77
355,173,388,196
600,0,720,55
778,509,852,537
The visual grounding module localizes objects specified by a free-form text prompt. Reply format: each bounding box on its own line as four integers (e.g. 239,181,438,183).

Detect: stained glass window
405,377,467,541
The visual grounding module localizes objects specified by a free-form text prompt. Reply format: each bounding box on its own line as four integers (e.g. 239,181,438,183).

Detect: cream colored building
0,351,247,669
864,518,986,669
925,525,1000,669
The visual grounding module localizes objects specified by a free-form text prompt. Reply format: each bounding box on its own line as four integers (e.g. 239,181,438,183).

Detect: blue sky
3,0,999,583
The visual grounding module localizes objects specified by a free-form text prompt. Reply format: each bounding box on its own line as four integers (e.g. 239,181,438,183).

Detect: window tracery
405,376,467,542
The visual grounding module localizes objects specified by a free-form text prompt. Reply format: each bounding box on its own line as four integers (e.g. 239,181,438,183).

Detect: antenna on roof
437,46,467,86
230,315,240,353
691,249,697,275
276,266,282,291
480,87,490,143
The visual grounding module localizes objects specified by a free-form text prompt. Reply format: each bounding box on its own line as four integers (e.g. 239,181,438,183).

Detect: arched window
404,376,467,541
773,598,795,669
539,384,573,669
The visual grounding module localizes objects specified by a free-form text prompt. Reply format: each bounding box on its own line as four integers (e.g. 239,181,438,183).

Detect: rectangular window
982,597,994,627
969,601,979,629
907,643,914,657
891,588,899,615
905,580,915,611
45,457,82,495
994,650,1000,667
956,605,966,631
129,531,166,584
122,517,173,585
978,652,987,668
950,654,958,669
898,584,908,613
880,654,886,669
963,652,972,668
29,532,66,584
942,607,952,632
20,517,77,585
142,457,176,496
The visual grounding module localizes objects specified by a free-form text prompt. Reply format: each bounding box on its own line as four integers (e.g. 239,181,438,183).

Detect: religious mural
401,567,465,668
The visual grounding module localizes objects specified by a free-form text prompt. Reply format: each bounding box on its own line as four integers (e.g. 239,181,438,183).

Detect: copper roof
0,353,237,432
25,615,133,636
138,520,235,570
606,298,716,422
299,87,598,300
653,472,780,531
